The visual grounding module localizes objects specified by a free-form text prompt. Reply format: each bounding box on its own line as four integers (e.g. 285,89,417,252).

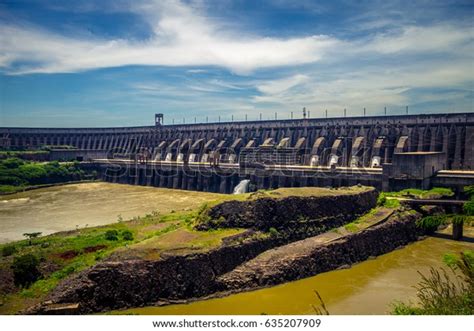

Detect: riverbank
0,157,96,194
0,182,231,243
0,179,100,196
117,226,474,315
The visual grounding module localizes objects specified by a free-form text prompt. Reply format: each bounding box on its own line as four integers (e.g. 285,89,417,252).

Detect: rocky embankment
198,189,377,232
26,187,427,315
217,210,423,290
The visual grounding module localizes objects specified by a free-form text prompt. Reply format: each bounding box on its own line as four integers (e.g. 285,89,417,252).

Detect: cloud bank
0,0,340,75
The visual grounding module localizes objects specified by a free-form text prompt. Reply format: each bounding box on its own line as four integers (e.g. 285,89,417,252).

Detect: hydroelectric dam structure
2,112,474,193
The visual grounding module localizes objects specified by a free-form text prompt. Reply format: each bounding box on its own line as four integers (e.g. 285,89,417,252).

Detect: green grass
378,187,455,209
0,185,24,194
344,223,358,232
377,192,401,208
0,210,180,313
383,187,454,200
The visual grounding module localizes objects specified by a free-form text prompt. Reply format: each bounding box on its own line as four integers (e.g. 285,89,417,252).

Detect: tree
23,232,42,245
11,254,41,288
121,230,134,241
104,230,118,241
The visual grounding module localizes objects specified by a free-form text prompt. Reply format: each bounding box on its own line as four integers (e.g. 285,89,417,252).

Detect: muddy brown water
0,182,224,243
120,230,473,315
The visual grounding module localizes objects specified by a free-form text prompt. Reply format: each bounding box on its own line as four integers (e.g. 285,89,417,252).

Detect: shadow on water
430,232,474,243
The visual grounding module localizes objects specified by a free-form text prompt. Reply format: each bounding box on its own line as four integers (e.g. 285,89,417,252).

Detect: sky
0,0,473,127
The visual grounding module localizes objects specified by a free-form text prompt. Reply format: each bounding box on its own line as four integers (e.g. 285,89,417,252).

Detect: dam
2,112,474,193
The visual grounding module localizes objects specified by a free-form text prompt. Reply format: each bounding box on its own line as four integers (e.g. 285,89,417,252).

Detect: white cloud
257,74,310,95
0,0,338,75
251,56,473,114
0,0,472,78
365,25,473,54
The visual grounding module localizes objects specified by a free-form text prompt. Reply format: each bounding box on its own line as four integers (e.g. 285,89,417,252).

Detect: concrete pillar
429,127,437,152
173,172,181,189
278,175,286,188
153,171,160,187
219,177,227,193
452,128,463,169
452,221,463,240
161,172,169,188
80,136,86,149
464,127,474,170
181,173,188,190
98,136,104,150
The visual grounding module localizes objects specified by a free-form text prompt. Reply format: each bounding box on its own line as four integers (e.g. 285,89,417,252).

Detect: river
121,231,473,315
0,182,224,243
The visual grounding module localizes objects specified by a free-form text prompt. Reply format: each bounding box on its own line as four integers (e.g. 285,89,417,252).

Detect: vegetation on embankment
377,187,455,209
392,250,474,315
0,207,244,314
412,185,474,232
0,150,50,159
0,158,96,194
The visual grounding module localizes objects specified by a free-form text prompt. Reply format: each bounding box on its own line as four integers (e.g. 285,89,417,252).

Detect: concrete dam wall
2,112,474,192
2,112,474,170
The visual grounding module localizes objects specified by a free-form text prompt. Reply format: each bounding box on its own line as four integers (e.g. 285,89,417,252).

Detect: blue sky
0,0,473,127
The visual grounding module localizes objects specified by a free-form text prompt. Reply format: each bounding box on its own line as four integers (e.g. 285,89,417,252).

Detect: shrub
23,232,42,245
2,158,25,169
416,215,447,232
384,198,400,208
0,158,93,188
463,199,474,216
2,245,18,257
268,227,279,237
0,175,27,186
392,251,474,315
104,230,119,241
11,254,42,288
121,230,134,241
452,215,467,225
376,193,387,206
464,185,474,198
194,203,211,226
